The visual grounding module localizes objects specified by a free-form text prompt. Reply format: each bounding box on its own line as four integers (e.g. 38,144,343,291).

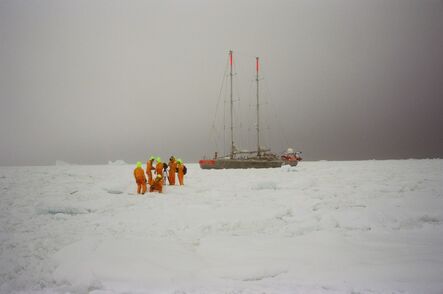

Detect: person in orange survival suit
168,156,177,185
146,156,155,185
155,157,163,176
133,161,147,194
176,158,185,185
149,174,163,193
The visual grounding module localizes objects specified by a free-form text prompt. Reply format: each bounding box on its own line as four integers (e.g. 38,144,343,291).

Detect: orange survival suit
134,166,147,194
177,162,185,185
146,158,154,185
150,174,163,193
168,157,177,185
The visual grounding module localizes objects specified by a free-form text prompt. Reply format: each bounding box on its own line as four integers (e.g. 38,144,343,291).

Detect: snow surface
0,160,442,293
107,160,127,166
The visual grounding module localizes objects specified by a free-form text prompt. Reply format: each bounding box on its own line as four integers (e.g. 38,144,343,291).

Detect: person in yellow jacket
149,174,163,193
133,161,147,194
176,158,185,185
146,156,155,185
168,156,177,185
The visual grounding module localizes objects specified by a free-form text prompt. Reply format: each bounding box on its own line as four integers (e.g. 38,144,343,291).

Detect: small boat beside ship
280,148,303,167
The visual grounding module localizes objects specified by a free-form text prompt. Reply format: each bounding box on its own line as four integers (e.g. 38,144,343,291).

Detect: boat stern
199,159,217,169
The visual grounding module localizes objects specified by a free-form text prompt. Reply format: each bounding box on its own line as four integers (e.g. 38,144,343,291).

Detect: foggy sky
1,0,442,165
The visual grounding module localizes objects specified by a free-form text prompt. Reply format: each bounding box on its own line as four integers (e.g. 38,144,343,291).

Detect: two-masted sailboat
199,50,286,169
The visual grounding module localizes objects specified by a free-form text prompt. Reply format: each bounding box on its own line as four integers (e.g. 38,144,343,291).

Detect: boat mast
256,57,260,157
229,50,234,159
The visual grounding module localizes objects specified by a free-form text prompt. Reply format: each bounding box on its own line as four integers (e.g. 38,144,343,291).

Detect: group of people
133,156,186,195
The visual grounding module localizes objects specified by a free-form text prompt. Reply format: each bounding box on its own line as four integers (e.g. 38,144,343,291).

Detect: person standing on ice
133,162,147,195
155,157,163,177
146,156,155,185
149,174,163,193
176,158,186,185
168,156,177,185
162,162,168,184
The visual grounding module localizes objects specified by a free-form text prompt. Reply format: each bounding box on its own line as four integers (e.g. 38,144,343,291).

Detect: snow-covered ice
0,159,442,293
107,160,127,166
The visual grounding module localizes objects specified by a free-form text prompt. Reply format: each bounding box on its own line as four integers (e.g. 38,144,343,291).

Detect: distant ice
280,164,298,172
107,160,127,166
251,181,278,190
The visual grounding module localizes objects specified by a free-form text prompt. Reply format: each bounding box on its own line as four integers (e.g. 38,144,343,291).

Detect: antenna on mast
229,50,234,159
256,57,261,157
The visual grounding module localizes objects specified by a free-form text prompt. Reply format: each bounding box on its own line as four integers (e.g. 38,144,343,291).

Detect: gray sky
1,0,442,165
